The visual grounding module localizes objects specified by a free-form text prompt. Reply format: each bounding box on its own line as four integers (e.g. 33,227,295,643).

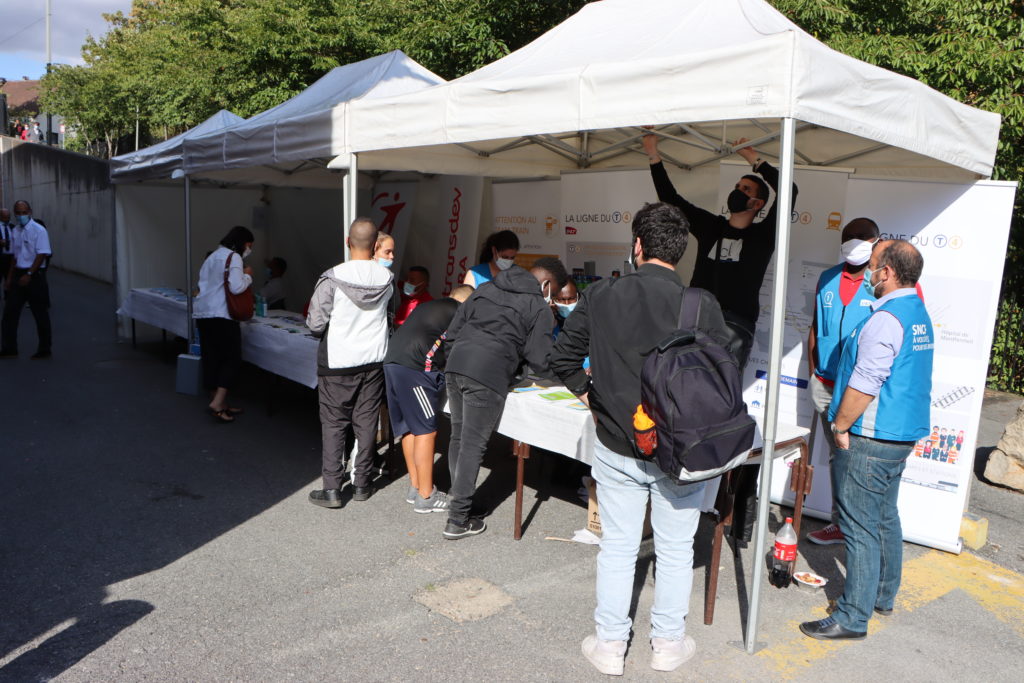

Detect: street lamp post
45,0,53,145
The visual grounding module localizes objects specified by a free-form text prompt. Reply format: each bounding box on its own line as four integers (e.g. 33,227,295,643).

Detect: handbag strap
223,250,234,286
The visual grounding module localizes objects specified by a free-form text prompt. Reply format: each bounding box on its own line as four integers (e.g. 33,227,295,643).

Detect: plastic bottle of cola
769,517,798,588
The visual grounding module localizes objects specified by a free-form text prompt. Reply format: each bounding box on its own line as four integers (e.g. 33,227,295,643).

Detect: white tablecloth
117,289,319,388
494,386,809,512
117,288,190,339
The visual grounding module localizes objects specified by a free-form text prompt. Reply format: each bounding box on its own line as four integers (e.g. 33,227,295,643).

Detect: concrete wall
0,136,114,283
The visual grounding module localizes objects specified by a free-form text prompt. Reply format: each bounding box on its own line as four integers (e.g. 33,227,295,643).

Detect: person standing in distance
463,230,520,289
0,208,14,304
805,218,880,546
1,201,53,359
551,203,733,675
307,219,394,508
800,239,934,641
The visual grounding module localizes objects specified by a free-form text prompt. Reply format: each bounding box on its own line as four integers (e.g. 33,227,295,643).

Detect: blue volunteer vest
469,263,493,286
828,293,933,441
814,264,875,381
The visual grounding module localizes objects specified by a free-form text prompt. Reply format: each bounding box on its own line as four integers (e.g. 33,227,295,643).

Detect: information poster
491,180,561,268
369,182,418,268
426,176,484,296
559,169,655,277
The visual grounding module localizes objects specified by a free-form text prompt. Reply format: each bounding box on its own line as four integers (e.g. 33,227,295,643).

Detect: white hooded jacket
306,260,394,375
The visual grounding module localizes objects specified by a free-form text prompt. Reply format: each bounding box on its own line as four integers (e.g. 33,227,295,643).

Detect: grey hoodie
307,259,394,375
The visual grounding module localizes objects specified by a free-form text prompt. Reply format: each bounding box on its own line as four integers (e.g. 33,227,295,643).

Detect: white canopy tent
338,0,1002,652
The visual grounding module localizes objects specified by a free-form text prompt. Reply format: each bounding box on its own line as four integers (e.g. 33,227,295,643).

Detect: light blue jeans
591,438,706,642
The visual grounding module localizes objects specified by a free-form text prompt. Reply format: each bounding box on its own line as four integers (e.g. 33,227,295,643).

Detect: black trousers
1,269,51,354
722,311,757,543
196,317,242,391
319,369,385,490
445,372,507,525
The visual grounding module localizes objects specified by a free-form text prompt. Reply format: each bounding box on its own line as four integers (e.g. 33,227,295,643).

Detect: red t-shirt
394,286,433,326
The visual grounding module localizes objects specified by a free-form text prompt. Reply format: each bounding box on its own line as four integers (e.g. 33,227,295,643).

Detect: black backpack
639,287,756,482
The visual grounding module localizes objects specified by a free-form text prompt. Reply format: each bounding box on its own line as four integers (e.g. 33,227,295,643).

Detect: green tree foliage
40,0,586,154
771,0,1024,391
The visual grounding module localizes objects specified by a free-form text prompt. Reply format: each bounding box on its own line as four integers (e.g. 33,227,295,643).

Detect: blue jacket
829,294,934,441
814,264,875,381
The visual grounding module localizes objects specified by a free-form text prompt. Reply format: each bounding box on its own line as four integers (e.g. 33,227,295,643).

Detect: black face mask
727,188,752,213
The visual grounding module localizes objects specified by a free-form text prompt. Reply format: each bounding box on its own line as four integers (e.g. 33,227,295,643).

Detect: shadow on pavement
0,270,321,679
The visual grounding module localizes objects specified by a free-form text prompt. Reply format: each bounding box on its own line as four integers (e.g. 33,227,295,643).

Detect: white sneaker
650,635,696,672
582,634,626,676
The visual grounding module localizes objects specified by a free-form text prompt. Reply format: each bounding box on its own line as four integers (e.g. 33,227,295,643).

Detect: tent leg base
729,640,766,655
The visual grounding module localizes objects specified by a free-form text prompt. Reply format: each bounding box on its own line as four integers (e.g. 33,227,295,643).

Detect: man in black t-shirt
383,284,474,514
642,133,798,367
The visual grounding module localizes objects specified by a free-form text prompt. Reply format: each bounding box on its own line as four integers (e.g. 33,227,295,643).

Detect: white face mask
495,257,515,271
242,247,252,260
541,280,552,304
840,238,875,266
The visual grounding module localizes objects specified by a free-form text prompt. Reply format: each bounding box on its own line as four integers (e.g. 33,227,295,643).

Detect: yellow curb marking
756,550,1024,680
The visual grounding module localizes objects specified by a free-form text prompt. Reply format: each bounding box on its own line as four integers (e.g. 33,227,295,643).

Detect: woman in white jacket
194,226,254,422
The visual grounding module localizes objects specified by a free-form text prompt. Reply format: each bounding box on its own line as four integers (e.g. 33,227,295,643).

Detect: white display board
369,182,418,269
560,169,655,277
492,180,562,263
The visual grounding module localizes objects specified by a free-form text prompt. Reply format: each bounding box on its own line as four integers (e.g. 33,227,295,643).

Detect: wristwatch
831,423,849,435
753,157,763,171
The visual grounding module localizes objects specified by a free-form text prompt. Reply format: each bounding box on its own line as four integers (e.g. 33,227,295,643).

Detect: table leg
513,440,530,540
705,470,736,625
791,442,812,538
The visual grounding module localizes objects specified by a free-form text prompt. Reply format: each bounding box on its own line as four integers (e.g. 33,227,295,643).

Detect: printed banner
492,180,561,268
559,170,655,277
429,176,484,296
369,182,418,268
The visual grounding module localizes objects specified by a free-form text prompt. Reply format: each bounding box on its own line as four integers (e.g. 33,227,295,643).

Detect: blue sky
0,0,132,81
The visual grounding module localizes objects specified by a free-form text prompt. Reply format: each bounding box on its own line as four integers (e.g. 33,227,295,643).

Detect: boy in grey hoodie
307,218,394,508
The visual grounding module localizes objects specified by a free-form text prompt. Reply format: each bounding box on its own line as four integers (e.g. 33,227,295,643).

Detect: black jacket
550,264,733,457
650,160,797,327
443,266,554,394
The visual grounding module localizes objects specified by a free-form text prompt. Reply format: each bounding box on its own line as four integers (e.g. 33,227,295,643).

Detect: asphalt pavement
1,269,1021,682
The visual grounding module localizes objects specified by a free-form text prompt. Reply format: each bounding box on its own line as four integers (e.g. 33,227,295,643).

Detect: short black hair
632,202,689,265
220,225,255,255
270,256,288,273
876,239,924,286
741,174,770,202
409,265,429,281
531,256,569,289
479,230,520,263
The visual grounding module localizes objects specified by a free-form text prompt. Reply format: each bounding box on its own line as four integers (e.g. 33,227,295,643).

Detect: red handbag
223,251,254,321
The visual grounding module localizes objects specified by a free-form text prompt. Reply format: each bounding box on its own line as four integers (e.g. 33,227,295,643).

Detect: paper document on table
539,391,576,401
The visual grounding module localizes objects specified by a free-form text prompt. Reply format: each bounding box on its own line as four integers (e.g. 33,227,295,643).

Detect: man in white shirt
1,201,52,359
306,218,394,507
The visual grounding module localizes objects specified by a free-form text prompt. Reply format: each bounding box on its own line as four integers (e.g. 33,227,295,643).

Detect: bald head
347,218,378,259
842,217,879,243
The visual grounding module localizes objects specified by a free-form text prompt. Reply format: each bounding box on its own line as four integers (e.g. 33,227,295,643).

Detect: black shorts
384,363,445,437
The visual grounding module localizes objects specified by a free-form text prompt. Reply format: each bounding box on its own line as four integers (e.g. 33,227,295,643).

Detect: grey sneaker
414,488,450,514
406,485,417,504
443,518,486,539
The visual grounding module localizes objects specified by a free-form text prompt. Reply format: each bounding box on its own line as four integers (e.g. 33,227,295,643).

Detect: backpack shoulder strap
678,286,703,330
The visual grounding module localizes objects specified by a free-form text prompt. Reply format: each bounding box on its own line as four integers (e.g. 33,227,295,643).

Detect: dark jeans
446,372,507,525
319,369,385,490
832,434,912,632
1,269,51,354
196,318,242,391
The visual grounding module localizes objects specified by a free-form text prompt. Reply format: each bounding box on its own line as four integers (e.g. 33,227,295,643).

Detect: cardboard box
583,475,652,538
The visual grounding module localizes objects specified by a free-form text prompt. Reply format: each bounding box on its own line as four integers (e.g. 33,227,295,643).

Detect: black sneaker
351,486,373,502
443,518,486,540
309,489,343,508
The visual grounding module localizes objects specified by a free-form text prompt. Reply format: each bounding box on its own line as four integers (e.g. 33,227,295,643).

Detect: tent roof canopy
110,109,243,183
345,0,1000,180
181,50,444,184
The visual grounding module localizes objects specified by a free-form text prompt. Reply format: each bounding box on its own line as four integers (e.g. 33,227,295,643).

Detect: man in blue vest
800,239,933,641
805,218,880,546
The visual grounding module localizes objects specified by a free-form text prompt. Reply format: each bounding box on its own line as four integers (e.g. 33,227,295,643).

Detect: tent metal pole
184,174,194,344
745,116,797,654
343,152,358,262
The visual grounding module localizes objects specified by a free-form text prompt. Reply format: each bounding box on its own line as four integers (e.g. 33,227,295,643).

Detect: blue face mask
555,301,577,318
378,258,393,269
403,282,417,297
862,267,879,298
17,214,30,226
